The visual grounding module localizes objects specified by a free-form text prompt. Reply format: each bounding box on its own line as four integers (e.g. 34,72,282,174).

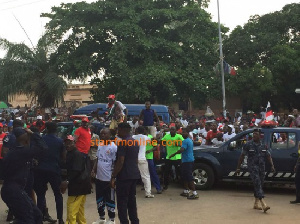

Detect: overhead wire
0,0,48,11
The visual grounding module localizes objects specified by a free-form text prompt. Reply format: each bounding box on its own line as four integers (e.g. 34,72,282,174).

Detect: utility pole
217,0,226,116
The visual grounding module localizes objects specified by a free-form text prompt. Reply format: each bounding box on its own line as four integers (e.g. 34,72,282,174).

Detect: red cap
107,94,115,100
0,123,3,128
82,117,89,122
64,135,74,141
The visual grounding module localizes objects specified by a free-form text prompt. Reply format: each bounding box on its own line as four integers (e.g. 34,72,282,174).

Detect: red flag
265,101,274,121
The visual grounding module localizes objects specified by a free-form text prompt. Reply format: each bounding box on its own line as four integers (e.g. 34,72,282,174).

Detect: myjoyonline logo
90,139,182,147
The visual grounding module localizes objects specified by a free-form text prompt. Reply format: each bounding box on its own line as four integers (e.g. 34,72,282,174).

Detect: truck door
268,131,298,181
221,130,255,180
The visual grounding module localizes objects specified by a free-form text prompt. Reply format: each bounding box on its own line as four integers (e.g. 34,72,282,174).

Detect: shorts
181,162,194,182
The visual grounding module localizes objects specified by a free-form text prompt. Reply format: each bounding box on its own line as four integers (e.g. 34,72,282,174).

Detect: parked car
191,127,300,190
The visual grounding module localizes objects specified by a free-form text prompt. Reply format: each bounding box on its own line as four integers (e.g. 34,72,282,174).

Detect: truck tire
193,163,215,190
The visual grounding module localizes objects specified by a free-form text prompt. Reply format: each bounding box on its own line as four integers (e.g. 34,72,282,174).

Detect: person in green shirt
161,126,184,190
145,129,162,194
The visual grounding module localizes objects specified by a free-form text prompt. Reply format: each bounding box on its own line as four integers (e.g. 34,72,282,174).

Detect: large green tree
223,3,300,110
0,37,67,108
43,0,222,105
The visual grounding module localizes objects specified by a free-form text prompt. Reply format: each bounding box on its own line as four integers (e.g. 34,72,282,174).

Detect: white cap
37,115,43,120
16,117,22,120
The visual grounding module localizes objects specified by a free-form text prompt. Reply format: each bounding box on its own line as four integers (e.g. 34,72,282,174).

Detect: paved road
0,182,299,224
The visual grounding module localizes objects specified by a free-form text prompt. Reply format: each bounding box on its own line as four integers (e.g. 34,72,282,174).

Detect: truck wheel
193,163,215,190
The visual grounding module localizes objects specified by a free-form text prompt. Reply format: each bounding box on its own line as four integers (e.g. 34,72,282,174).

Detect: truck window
229,131,265,150
271,132,296,149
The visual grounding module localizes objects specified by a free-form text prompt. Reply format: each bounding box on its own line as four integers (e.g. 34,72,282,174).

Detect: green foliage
223,3,300,110
0,36,67,108
42,0,220,106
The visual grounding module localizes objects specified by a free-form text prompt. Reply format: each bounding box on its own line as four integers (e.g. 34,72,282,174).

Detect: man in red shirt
206,123,220,145
74,117,91,155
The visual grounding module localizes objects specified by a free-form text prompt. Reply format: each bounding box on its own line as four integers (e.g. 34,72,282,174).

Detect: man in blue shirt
139,101,160,138
170,128,198,199
34,122,65,224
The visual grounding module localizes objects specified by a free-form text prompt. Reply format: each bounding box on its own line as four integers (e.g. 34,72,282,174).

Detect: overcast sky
0,0,296,54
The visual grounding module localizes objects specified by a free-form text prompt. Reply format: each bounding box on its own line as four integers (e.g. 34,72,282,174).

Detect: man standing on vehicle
161,126,184,190
139,101,160,138
235,129,275,212
106,95,128,131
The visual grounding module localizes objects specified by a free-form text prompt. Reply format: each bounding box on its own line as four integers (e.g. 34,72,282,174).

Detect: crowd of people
0,95,300,224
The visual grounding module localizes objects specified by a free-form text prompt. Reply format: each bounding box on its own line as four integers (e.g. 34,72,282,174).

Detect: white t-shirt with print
96,142,117,181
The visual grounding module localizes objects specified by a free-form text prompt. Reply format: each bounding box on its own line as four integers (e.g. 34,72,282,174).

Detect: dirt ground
0,182,299,224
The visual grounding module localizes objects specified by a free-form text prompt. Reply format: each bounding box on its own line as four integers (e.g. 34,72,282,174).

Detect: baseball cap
64,135,74,141
107,94,115,100
82,117,89,122
37,115,43,120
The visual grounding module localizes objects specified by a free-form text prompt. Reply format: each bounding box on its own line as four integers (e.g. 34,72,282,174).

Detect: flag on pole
213,61,236,75
265,101,274,121
223,61,236,75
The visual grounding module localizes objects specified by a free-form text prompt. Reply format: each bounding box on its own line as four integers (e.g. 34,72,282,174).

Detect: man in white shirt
180,116,189,128
133,126,154,198
212,133,224,146
91,128,117,224
128,116,139,134
223,126,236,141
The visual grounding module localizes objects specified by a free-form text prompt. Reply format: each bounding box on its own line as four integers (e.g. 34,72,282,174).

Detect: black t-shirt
116,136,140,180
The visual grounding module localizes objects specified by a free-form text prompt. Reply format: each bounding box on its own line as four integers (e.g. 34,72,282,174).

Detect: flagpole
217,0,226,116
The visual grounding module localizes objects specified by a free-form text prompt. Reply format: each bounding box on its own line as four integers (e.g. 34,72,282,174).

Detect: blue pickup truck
193,127,300,190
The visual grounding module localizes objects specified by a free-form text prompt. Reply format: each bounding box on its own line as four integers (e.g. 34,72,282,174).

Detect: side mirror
229,141,236,150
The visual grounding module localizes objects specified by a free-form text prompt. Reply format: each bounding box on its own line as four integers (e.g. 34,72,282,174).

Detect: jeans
147,159,161,191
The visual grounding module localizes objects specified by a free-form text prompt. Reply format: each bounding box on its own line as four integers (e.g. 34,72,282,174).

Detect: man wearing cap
1,127,46,223
235,129,275,212
74,117,92,155
106,95,128,131
34,122,65,224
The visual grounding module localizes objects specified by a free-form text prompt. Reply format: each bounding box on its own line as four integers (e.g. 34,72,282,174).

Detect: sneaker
163,185,168,190
145,194,155,198
92,219,106,224
105,220,115,224
58,219,65,224
180,192,189,197
290,200,300,204
187,194,199,200
157,189,163,194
